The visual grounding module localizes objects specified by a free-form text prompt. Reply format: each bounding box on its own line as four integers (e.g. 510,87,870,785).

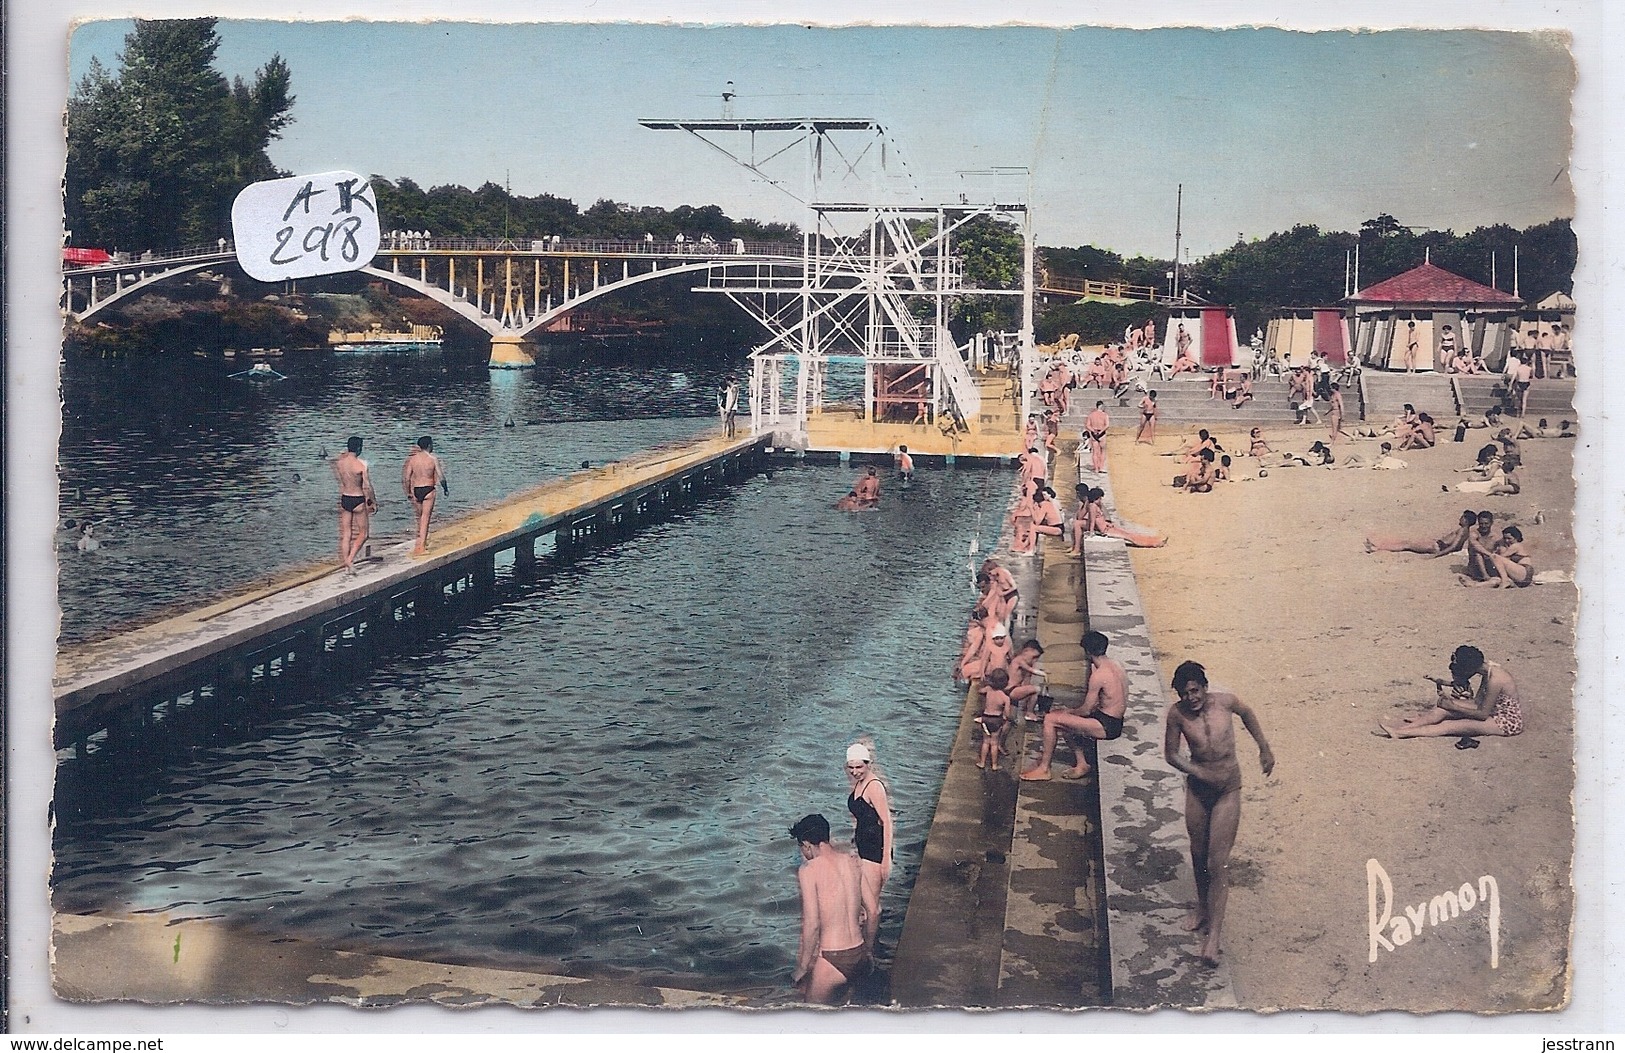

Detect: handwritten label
1367,858,1500,968
231,170,380,282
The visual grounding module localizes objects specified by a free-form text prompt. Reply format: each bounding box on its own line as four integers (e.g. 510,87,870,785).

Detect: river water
52,344,1005,995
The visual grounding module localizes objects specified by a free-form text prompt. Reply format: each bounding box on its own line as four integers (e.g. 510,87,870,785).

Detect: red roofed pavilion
1346,260,1523,372
1345,261,1522,308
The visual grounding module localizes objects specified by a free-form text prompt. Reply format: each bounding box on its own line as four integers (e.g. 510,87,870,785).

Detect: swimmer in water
789,813,869,1004
853,466,881,508
76,523,99,552
844,742,892,954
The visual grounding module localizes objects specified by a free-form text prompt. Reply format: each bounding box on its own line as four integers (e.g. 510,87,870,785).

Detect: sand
1106,421,1575,1012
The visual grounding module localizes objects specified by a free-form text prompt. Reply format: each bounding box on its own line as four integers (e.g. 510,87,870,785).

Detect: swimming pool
52,461,1008,996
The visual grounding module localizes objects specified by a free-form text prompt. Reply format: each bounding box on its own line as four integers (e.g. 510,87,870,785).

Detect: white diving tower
638,116,1035,438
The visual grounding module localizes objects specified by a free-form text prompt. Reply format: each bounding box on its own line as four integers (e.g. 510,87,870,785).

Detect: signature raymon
1367,858,1501,967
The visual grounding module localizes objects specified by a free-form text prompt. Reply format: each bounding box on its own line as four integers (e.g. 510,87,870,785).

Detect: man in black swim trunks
1163,660,1274,966
1021,630,1127,781
789,813,869,1004
331,435,377,573
402,435,447,556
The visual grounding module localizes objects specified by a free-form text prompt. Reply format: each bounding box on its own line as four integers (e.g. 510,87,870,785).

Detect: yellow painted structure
799,374,1027,458
488,335,537,368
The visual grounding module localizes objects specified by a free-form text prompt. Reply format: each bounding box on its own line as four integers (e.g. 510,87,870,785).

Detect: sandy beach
1104,418,1575,1011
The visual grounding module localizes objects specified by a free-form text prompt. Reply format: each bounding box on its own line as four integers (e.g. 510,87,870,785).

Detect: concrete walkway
55,431,765,717
892,447,1110,1008
1076,442,1239,1009
52,913,749,1008
892,433,1238,1010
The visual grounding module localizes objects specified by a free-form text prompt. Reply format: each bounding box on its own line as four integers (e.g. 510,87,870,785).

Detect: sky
65,20,1575,258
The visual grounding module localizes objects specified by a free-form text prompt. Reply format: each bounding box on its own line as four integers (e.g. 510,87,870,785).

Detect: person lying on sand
1452,451,1517,496
1071,486,1167,549
1274,442,1335,468
1366,509,1476,556
1376,644,1522,742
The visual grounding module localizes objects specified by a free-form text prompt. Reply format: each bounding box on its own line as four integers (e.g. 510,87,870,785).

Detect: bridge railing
1040,275,1160,302
380,236,803,258
63,241,235,271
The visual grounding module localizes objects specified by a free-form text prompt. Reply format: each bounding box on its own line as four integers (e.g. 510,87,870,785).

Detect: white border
8,0,1619,1035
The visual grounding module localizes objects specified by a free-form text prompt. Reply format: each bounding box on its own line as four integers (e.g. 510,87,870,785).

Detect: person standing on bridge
402,436,448,556
332,436,377,574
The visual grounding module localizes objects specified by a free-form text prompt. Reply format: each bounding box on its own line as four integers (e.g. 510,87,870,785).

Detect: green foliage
1041,216,1575,337
944,214,1023,337
67,18,296,251
1041,244,1125,283
367,180,800,242
1037,301,1166,346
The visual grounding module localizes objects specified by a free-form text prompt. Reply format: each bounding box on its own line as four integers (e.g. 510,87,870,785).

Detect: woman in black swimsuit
845,741,893,954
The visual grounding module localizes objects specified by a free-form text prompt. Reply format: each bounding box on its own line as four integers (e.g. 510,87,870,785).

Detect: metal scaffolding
639,116,1034,435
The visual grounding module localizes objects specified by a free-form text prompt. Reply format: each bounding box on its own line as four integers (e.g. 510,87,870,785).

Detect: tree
66,18,295,251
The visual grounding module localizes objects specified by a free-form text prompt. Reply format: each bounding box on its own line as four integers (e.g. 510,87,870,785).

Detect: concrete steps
1360,371,1457,421
892,461,1110,1009
1452,375,1576,419
1059,376,1305,426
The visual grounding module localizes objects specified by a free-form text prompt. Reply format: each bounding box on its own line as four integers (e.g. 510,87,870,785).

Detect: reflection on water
57,346,738,642
52,463,1004,993
54,344,1009,994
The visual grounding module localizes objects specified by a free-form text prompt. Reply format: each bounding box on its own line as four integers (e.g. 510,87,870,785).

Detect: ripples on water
53,347,1007,994
56,346,735,642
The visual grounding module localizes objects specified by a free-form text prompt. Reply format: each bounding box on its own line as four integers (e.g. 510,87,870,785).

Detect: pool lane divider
890,435,1113,1008
889,476,1042,1007
52,433,770,752
995,441,1111,1007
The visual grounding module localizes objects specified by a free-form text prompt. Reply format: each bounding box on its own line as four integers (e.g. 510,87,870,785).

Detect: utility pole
1173,183,1183,303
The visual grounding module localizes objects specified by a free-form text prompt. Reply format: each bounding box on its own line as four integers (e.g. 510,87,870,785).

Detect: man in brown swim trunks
1163,660,1275,966
331,435,377,573
790,814,869,1004
401,435,447,556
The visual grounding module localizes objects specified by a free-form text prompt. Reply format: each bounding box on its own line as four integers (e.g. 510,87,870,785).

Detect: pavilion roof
1345,261,1521,306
